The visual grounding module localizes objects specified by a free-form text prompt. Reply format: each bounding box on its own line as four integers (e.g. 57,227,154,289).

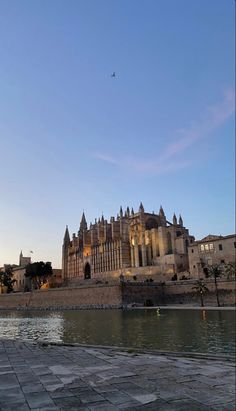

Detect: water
0,309,235,355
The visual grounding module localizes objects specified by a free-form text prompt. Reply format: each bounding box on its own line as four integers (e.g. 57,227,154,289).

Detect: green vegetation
25,261,53,290
208,264,223,307
0,266,16,293
224,262,236,280
192,280,209,307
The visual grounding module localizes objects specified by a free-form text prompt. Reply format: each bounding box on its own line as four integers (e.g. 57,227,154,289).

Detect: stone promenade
0,340,235,411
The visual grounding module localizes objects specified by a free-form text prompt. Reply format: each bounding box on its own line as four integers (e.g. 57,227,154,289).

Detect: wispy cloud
92,152,119,166
93,88,235,175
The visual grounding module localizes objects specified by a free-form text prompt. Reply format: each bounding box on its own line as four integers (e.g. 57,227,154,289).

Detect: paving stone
135,398,172,410
17,372,40,383
94,384,119,393
87,402,119,410
25,391,56,409
31,408,60,411
39,375,61,384
79,392,105,404
166,398,215,410
102,391,135,405
50,389,75,398
212,403,236,411
53,396,85,410
0,373,20,388
0,339,235,411
21,383,45,393
0,401,30,411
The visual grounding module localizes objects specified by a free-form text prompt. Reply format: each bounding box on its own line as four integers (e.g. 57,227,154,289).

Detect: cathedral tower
62,225,70,280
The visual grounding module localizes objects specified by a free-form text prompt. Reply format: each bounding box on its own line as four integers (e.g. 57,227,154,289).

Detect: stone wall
0,284,122,310
0,280,235,309
121,279,236,307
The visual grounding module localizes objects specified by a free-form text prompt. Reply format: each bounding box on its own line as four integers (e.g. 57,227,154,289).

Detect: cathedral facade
62,204,194,283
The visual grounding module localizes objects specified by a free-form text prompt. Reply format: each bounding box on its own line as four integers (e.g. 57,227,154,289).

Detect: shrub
144,299,154,307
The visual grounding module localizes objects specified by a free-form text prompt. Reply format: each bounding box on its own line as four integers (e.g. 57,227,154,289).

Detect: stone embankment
0,339,235,410
0,280,235,310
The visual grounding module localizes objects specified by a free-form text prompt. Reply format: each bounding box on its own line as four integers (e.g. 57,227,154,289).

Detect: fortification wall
0,284,122,309
122,279,236,306
0,280,235,309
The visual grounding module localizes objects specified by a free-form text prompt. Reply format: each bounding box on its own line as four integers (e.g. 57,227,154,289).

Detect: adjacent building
62,204,195,283
12,251,31,292
188,234,236,278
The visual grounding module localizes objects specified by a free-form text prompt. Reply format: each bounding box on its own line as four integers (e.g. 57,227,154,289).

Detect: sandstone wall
0,284,122,309
0,280,235,309
122,279,236,307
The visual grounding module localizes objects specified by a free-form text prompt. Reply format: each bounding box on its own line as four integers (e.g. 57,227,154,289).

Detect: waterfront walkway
0,340,235,411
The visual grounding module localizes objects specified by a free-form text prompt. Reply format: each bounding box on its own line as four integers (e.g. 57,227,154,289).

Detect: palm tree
224,262,236,280
208,264,223,307
192,280,209,307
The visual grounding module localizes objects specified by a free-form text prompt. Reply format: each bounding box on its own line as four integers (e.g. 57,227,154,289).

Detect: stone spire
179,214,183,226
80,212,87,231
131,207,134,216
63,225,70,245
139,202,144,213
173,213,177,225
126,206,130,217
159,205,165,217
120,206,123,217
19,250,23,266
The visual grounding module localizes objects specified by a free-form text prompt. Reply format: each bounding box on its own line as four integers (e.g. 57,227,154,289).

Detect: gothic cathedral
62,204,194,283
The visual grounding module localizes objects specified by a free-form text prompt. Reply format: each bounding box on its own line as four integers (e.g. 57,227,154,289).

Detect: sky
0,0,235,268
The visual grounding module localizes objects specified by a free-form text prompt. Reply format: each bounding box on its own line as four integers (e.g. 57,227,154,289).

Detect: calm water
0,309,235,355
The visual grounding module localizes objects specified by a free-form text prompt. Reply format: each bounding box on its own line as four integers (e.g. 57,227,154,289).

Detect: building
188,234,236,278
62,204,195,283
48,269,63,288
12,252,31,292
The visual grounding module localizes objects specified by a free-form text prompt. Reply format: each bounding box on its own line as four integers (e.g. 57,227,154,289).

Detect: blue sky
0,0,235,267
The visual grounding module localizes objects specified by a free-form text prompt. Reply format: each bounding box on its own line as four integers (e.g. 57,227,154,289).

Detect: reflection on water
0,309,235,355
0,311,63,342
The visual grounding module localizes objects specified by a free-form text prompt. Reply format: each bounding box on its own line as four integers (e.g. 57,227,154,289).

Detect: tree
192,280,209,307
224,262,236,280
208,264,223,307
25,261,53,290
0,266,16,293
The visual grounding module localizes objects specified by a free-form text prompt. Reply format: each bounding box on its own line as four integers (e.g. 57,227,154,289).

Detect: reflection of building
188,234,236,278
62,204,194,283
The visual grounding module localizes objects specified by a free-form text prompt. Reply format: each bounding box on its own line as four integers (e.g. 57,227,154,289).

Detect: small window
200,244,204,252
221,259,225,264
209,243,214,251
191,249,194,253
193,265,196,268
219,244,223,251
204,244,209,251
